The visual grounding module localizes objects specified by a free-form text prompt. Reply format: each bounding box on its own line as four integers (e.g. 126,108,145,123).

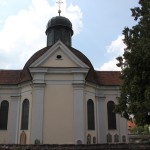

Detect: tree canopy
115,0,150,126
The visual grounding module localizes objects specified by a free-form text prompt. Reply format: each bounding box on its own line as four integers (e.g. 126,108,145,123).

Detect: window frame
0,100,9,130
87,99,95,130
21,99,29,130
107,101,117,130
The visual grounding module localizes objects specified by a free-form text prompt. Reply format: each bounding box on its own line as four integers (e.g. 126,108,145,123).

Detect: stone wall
0,144,150,150
129,134,150,143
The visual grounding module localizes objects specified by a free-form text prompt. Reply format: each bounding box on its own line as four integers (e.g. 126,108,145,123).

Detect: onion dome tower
45,2,73,47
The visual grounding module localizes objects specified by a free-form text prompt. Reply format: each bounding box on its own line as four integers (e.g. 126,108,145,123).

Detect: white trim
30,67,89,74
0,93,20,97
0,85,19,89
30,83,45,144
45,80,72,85
97,97,107,143
9,96,21,144
73,83,85,144
96,86,120,90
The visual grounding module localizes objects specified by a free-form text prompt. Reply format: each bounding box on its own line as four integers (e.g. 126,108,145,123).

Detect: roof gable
30,41,89,68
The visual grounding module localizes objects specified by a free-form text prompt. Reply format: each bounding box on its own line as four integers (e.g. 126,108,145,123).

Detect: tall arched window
0,100,9,130
87,99,95,130
21,99,29,130
107,101,116,130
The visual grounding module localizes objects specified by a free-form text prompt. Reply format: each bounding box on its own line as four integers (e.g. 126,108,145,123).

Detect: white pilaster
73,83,85,144
9,96,20,144
119,115,128,142
97,97,107,143
31,83,45,144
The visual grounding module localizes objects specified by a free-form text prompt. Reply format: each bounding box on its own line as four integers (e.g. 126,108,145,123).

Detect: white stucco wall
96,86,128,143
0,86,19,144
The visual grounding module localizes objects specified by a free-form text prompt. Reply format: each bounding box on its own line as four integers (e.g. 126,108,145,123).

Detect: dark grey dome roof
46,16,73,35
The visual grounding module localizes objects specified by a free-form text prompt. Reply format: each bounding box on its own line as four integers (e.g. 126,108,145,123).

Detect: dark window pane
0,100,9,130
107,101,116,130
122,135,126,143
87,99,95,130
21,99,29,130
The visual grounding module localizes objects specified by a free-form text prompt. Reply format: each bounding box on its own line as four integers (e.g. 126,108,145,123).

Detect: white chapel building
0,14,128,144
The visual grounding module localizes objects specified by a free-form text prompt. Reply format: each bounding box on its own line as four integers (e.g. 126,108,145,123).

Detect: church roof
0,47,121,86
20,46,50,83
69,47,94,69
0,70,121,86
46,16,73,35
96,71,121,86
0,70,21,85
20,45,95,83
0,12,122,88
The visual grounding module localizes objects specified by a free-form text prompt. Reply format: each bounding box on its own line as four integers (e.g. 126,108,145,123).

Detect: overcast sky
0,0,138,70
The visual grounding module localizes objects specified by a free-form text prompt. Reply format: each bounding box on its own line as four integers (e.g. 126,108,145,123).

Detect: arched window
87,99,95,130
21,99,29,130
114,134,119,142
107,101,116,130
0,100,9,130
106,133,112,143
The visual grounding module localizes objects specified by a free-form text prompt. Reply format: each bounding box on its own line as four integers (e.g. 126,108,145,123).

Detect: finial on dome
56,0,63,16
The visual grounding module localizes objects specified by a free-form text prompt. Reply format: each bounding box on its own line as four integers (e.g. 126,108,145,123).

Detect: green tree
115,0,150,126
130,124,149,135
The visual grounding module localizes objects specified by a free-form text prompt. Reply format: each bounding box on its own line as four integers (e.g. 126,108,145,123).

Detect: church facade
0,15,128,144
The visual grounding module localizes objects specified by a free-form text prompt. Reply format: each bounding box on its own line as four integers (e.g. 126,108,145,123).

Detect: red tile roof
0,70,21,84
96,71,121,86
20,46,50,83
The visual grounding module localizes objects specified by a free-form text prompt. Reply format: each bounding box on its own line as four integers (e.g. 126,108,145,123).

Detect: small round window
56,55,62,59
